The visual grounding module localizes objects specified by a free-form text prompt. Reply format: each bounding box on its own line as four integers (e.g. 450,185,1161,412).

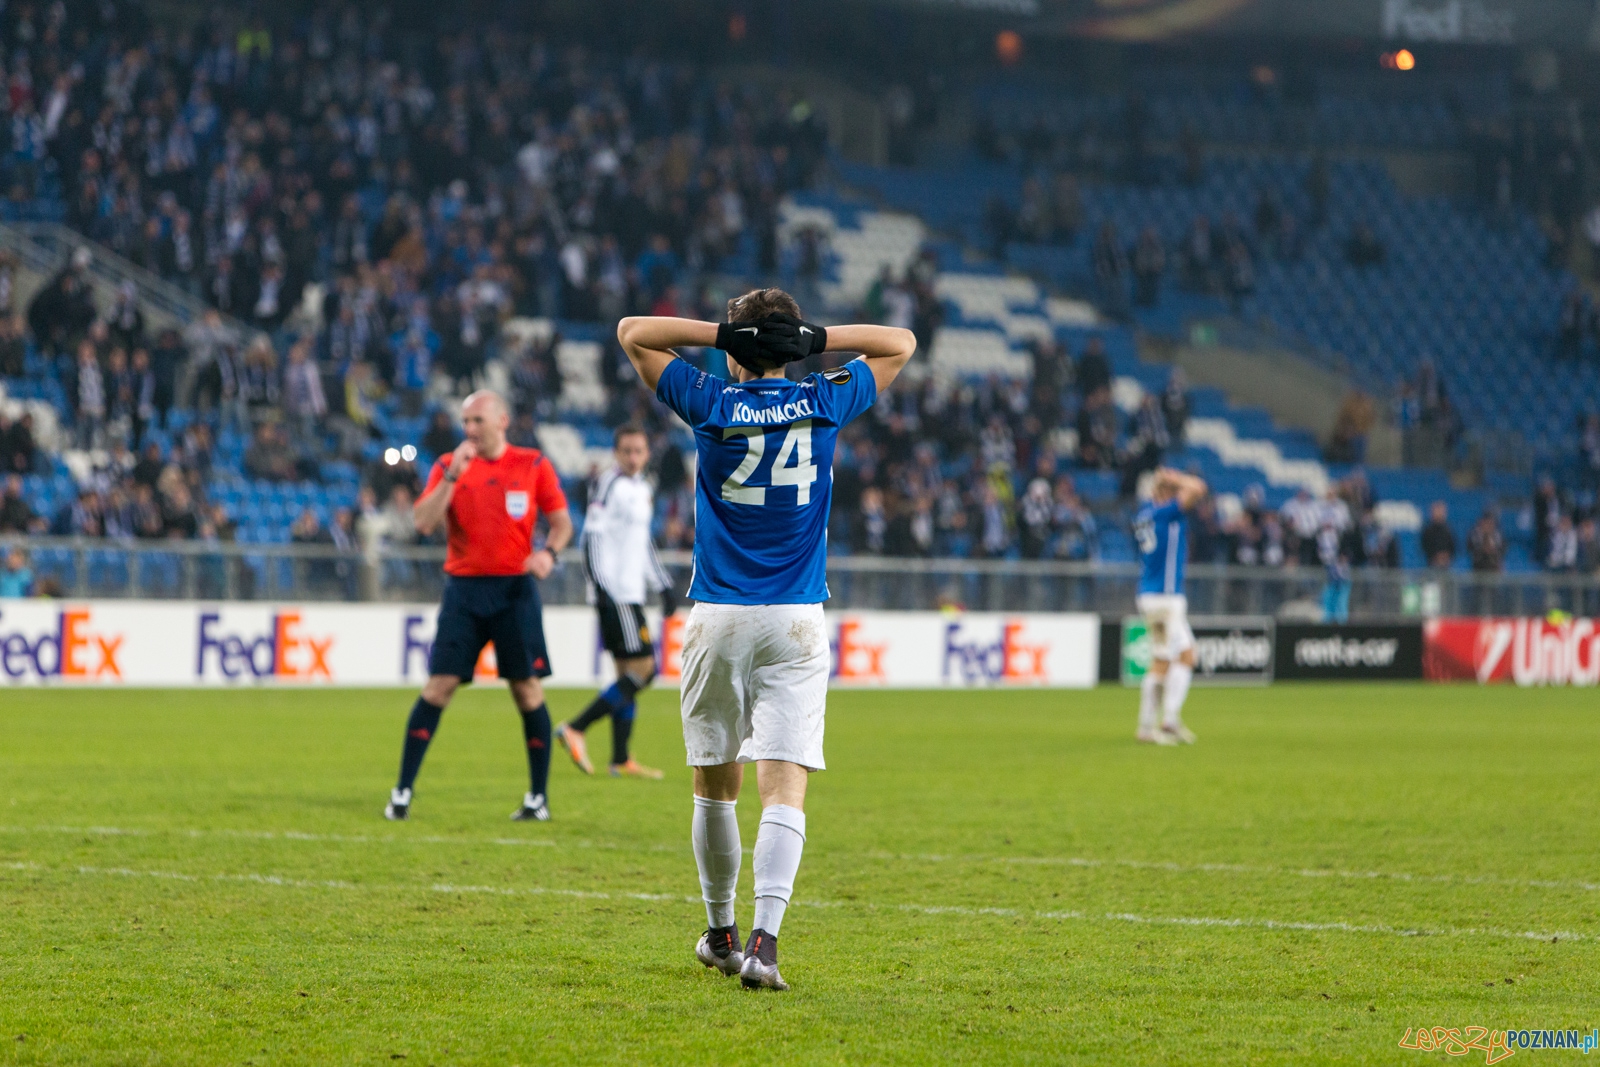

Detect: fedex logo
831,619,887,682
197,611,334,680
0,608,124,681
942,620,1049,685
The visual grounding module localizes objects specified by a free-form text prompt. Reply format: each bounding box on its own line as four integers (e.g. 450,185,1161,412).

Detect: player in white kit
618,289,915,990
556,424,676,779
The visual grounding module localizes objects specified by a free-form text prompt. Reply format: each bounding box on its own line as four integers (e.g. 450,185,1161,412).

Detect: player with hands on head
712,312,828,371
384,389,573,823
617,288,915,991
746,313,828,365
1132,466,1207,746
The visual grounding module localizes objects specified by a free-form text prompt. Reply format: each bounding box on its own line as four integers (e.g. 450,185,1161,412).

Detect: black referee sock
610,702,636,766
520,703,552,798
398,697,444,791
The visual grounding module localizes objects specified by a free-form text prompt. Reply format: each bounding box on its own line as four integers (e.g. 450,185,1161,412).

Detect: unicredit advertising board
0,601,1100,689
1423,616,1600,687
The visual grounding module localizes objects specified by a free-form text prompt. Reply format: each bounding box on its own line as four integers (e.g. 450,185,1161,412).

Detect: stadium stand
782,190,1436,566
836,153,1586,457
0,5,1597,589
966,66,1487,154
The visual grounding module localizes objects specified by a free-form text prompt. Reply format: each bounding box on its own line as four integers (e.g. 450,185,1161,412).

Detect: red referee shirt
423,445,569,576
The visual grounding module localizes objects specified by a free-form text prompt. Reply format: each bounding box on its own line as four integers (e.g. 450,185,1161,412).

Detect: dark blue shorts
429,575,552,682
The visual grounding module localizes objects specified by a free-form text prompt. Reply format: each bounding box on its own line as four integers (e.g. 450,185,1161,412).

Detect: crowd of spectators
1183,474,1399,575
11,1,823,407
1525,474,1600,574
25,3,825,346
0,3,831,570
1,6,1597,593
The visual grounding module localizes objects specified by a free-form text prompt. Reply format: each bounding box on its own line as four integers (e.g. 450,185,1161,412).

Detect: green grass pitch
1,683,1596,1065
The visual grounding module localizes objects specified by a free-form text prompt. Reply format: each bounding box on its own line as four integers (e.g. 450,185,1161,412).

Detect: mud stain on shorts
787,617,821,655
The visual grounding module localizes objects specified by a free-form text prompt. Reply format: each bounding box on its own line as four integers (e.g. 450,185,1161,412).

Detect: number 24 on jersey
721,421,818,507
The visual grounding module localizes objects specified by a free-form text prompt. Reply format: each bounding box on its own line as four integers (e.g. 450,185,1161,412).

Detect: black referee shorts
429,575,552,682
596,585,653,659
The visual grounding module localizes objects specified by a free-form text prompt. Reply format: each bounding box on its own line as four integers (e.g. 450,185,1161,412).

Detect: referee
555,424,676,779
384,390,574,823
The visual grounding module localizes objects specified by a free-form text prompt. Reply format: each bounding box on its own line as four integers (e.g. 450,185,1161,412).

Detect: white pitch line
864,850,1600,894
0,824,560,849
1,860,1591,947
1,860,359,891
4,823,1596,896
0,824,699,854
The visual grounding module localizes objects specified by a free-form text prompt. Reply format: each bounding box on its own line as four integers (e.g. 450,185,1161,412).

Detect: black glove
660,586,680,618
715,321,766,372
755,313,827,364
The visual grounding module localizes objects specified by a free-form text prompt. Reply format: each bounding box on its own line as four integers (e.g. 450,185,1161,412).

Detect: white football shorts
679,602,830,770
1136,593,1194,662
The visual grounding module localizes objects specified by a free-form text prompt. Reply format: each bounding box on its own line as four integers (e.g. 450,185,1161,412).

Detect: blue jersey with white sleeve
1134,499,1189,596
656,357,877,605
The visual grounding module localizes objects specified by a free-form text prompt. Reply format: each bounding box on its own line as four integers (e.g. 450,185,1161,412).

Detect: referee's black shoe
510,792,550,821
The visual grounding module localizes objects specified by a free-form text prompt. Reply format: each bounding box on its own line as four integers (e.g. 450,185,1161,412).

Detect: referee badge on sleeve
505,490,530,519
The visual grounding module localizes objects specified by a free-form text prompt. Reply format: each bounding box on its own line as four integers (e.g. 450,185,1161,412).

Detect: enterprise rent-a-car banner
0,601,1100,689
1121,616,1275,686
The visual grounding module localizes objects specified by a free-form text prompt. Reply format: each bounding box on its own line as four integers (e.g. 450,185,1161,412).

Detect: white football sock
752,804,806,937
1139,673,1163,733
1163,662,1193,727
692,796,740,929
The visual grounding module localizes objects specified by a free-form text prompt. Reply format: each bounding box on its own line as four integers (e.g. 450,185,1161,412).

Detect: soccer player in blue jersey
1132,468,1208,746
618,289,915,991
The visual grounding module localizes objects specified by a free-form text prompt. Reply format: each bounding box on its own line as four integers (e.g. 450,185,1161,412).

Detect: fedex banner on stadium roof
1424,616,1600,687
0,601,1100,689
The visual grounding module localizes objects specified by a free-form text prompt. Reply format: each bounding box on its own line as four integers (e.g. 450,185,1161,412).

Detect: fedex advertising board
0,602,183,684
0,601,1101,689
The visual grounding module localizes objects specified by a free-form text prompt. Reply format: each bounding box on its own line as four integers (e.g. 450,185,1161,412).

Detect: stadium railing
3,536,1596,619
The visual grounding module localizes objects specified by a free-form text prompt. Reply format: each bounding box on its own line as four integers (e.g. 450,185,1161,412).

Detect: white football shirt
582,465,671,606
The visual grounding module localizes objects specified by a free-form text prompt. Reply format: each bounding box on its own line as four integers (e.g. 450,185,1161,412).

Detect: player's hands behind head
716,314,826,371
715,321,765,370
754,313,827,364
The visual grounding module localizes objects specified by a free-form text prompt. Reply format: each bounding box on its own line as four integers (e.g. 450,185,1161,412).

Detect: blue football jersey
1134,499,1188,596
656,357,877,605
